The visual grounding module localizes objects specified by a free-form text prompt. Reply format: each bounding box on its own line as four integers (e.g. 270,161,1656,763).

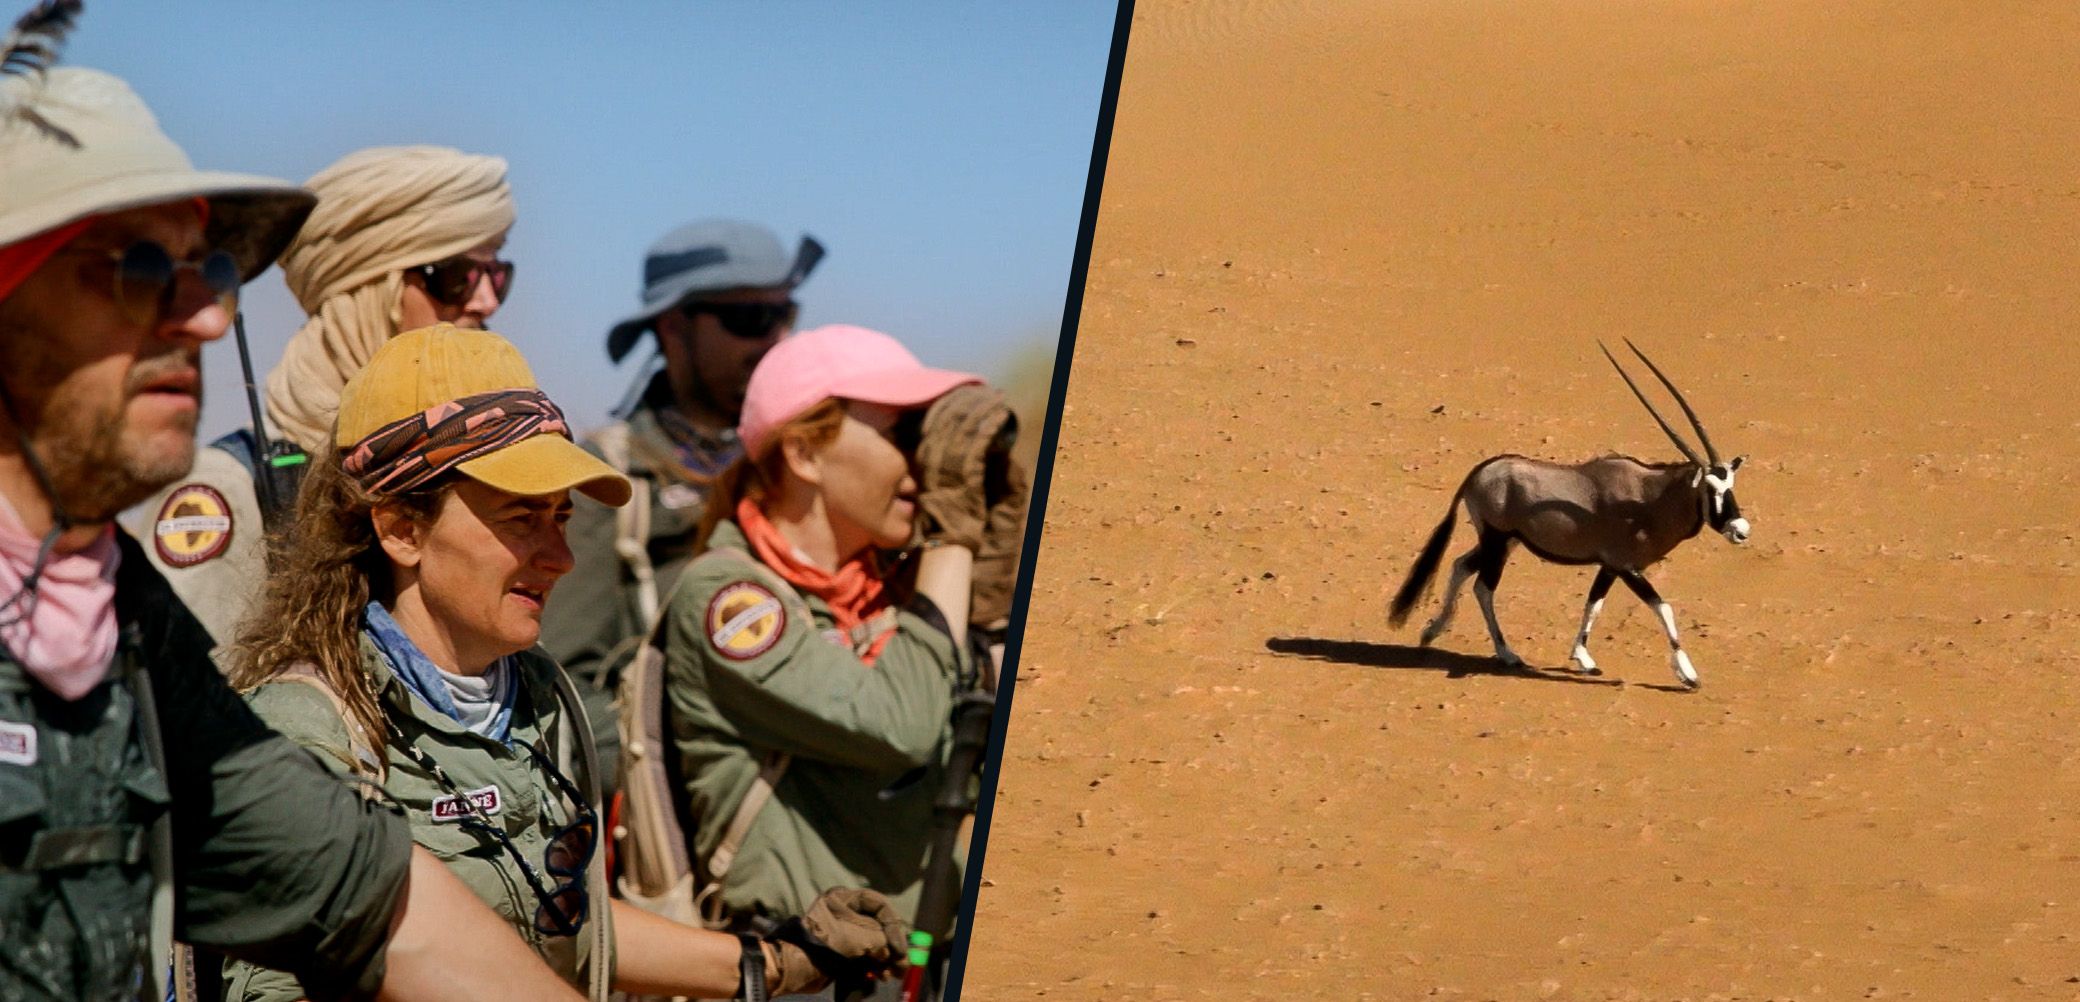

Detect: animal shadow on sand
1264,637,1691,692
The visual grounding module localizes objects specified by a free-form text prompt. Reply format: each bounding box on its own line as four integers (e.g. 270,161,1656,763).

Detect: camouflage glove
913,384,1017,552
969,447,1031,630
765,887,910,996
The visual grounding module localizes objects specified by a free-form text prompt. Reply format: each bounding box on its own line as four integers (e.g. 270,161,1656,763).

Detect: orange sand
965,2,2080,999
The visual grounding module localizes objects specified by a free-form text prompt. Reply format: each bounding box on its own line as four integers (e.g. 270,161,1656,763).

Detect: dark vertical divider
939,2,1138,999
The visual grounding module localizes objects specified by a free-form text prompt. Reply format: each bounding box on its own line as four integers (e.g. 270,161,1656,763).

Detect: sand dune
965,1,2080,999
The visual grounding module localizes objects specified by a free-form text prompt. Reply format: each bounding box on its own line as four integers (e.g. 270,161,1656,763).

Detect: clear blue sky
65,2,1117,440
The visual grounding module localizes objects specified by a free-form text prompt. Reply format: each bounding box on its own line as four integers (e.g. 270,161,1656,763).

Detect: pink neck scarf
0,491,120,701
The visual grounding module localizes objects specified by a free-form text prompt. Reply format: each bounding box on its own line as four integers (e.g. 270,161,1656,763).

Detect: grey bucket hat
0,67,315,282
605,218,824,363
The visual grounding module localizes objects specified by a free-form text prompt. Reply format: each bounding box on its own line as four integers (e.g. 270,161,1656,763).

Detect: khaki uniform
135,432,298,646
0,533,409,1002
223,637,605,1000
540,394,736,796
664,520,965,923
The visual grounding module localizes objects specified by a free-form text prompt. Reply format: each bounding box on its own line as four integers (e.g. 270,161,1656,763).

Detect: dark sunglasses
891,409,926,455
62,241,240,326
410,253,515,308
679,299,798,340
388,722,596,937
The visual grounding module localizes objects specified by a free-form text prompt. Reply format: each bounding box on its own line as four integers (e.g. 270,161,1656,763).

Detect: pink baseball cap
739,324,982,458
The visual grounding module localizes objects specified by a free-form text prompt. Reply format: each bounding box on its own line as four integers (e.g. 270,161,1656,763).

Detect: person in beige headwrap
140,144,517,644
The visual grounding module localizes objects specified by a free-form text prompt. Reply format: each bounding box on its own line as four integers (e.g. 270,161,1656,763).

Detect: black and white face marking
1702,456,1749,543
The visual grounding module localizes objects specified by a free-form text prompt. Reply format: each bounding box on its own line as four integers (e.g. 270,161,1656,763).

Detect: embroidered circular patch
706,581,786,661
153,484,234,568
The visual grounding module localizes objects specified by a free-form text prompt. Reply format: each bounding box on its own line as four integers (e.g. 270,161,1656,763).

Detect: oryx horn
1599,341,1703,467
1621,337,1722,466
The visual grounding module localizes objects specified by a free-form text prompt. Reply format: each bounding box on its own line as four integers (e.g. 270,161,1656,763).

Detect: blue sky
64,2,1116,440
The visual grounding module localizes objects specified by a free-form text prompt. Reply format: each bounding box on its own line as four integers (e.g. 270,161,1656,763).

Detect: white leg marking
1569,597,1605,674
1421,555,1476,646
1474,581,1522,667
1655,602,1699,687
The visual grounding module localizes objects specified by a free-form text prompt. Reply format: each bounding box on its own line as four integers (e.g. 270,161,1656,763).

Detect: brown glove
765,887,911,996
969,448,1031,630
913,384,1017,552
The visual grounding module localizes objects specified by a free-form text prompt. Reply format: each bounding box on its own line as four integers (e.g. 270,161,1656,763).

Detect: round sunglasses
678,298,799,340
409,253,516,309
59,240,241,326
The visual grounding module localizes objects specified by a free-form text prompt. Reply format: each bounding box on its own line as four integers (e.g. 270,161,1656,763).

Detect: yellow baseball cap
336,324,631,507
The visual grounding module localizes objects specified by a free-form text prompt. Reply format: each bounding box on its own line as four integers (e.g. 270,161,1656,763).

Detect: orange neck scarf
736,498,895,664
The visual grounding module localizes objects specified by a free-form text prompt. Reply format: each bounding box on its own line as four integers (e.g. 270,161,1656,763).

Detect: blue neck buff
364,601,517,743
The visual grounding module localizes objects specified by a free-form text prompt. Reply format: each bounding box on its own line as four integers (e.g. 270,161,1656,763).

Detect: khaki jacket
664,520,965,923
223,637,606,1000
134,443,271,646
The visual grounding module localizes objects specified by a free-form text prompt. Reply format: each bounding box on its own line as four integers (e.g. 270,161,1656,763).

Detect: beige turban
264,145,515,451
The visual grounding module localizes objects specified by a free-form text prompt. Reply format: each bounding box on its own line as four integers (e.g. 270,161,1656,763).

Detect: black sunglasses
678,299,798,340
387,721,596,937
61,241,240,326
410,253,515,308
891,409,926,455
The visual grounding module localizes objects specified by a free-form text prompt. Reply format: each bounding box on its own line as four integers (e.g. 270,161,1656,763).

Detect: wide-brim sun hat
738,324,982,459
336,324,633,507
1,67,315,282
603,218,824,364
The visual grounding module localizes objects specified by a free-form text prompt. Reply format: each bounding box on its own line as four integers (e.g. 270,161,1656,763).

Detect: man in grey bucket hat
0,7,590,999
541,219,821,793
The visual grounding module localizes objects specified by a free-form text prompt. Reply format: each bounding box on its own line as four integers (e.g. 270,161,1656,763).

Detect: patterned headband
344,388,569,497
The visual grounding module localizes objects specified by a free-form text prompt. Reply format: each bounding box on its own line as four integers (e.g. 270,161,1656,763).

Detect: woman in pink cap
614,323,1012,945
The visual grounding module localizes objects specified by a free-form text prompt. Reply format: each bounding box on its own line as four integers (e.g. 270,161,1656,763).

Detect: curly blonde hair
226,443,449,749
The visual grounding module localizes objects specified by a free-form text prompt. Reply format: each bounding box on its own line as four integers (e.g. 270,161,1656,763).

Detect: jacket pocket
0,762,48,861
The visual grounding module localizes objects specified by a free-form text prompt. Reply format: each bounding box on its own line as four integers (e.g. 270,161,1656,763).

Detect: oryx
1386,340,1750,689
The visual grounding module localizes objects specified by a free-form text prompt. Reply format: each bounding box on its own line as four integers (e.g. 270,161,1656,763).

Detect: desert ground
962,2,2080,1000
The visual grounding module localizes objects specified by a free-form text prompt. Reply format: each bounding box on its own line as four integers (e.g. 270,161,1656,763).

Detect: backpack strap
270,662,388,787
616,544,819,932
594,422,661,630
124,656,179,1002
547,662,615,1002
692,748,790,928
614,627,697,924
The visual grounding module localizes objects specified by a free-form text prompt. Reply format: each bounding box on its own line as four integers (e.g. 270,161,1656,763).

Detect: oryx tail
1389,461,1498,626
1388,501,1457,627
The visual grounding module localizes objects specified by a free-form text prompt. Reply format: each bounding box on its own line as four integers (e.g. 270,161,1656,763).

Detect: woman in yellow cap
219,324,906,1001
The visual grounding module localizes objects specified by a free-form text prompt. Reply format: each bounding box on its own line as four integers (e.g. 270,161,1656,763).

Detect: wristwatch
739,934,768,1002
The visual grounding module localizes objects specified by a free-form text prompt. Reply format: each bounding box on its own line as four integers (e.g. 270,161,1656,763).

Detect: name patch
430,785,503,823
153,484,234,568
706,581,785,661
0,720,36,766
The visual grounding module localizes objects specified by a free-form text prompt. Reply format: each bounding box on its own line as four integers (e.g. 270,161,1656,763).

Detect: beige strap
597,423,661,628
273,663,387,785
847,607,902,657
617,639,694,897
704,751,791,882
